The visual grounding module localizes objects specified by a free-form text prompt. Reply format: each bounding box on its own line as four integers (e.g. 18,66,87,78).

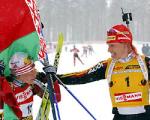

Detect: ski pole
40,31,61,120
43,60,58,120
49,33,64,120
53,74,97,120
31,2,61,119
49,74,61,120
43,54,61,120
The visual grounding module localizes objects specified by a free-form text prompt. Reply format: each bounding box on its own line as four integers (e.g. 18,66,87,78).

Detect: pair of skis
36,33,64,120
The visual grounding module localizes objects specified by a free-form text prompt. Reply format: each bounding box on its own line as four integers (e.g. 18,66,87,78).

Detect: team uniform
2,52,61,120
1,52,46,120
5,79,45,120
59,52,150,120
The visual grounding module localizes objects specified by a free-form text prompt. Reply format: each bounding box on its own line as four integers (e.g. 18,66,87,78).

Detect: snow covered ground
33,42,144,120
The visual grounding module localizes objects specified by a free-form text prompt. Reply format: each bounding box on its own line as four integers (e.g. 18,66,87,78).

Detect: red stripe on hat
13,63,35,76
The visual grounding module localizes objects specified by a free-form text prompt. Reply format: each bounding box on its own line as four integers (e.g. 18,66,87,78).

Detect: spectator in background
142,43,150,56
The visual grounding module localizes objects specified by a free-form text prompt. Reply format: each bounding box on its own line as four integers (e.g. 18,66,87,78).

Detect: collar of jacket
117,52,135,63
13,79,26,87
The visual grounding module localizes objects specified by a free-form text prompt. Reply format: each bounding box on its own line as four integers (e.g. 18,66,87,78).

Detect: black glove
36,72,48,84
0,60,4,77
43,65,57,74
36,72,58,84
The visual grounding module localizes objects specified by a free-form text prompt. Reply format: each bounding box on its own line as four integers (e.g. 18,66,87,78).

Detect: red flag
0,0,40,76
0,0,35,52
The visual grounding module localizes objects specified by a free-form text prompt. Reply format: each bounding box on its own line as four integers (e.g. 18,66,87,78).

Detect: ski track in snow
33,42,144,120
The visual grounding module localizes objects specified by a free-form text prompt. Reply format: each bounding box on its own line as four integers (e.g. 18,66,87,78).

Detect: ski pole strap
43,65,57,73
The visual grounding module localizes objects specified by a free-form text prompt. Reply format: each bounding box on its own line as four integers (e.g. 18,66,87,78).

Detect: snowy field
33,42,145,120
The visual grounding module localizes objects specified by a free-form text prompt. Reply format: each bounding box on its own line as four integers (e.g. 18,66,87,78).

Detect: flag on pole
0,0,41,76
25,0,47,62
0,0,45,119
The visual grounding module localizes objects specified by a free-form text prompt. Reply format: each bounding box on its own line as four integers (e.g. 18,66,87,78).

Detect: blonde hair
125,43,138,56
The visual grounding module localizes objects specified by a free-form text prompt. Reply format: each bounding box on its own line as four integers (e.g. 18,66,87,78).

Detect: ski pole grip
43,65,57,74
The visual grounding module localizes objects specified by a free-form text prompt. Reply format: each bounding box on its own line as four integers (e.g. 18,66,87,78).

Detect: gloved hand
0,60,4,77
36,72,58,84
43,65,57,74
36,72,48,84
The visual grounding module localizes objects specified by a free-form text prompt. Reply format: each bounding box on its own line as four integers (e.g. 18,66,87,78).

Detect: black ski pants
113,113,150,120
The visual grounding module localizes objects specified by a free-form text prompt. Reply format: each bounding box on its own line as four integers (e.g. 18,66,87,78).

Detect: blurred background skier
70,45,84,66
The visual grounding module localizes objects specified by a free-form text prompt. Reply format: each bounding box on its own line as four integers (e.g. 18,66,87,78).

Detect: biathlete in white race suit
58,24,150,120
